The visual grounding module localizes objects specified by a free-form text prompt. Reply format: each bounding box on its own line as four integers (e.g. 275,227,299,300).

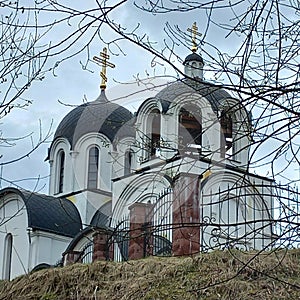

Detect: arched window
124,149,133,175
220,111,233,158
179,105,202,155
149,109,161,158
58,151,65,193
2,233,13,280
87,146,99,189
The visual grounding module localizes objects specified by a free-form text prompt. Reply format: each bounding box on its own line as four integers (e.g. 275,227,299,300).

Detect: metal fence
108,183,300,261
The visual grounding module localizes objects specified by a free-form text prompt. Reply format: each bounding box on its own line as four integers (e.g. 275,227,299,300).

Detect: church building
0,23,275,280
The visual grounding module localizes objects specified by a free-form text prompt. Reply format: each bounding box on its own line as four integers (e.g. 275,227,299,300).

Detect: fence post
93,229,113,262
172,174,201,256
128,202,154,260
63,250,82,265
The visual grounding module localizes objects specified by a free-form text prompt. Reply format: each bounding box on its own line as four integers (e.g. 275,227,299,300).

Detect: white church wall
73,133,113,193
218,99,252,168
112,173,171,224
112,137,136,178
0,194,29,280
29,231,71,269
200,171,274,250
160,113,178,160
134,91,227,165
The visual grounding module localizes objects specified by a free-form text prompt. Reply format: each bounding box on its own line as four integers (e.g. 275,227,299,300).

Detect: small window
58,151,65,193
2,233,13,280
220,111,233,158
87,147,99,189
124,149,133,175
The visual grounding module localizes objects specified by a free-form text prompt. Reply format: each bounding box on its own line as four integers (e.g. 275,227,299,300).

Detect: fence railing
104,184,300,261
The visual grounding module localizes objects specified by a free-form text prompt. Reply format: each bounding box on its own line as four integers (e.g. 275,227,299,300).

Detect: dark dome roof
90,201,112,228
155,78,233,113
183,53,204,65
0,187,82,238
53,91,134,149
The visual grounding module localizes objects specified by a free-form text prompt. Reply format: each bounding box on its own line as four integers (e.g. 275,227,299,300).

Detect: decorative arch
71,133,112,192
200,171,273,250
165,91,218,159
135,98,163,161
74,132,111,152
201,171,270,212
112,173,171,225
135,97,163,126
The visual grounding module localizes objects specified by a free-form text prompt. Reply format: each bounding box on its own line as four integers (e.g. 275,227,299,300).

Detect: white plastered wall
112,136,136,179
73,133,113,193
0,193,29,279
29,231,71,269
218,98,252,169
200,171,273,250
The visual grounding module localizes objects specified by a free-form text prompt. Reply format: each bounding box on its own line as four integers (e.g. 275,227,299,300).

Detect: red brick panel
128,202,154,260
172,175,200,256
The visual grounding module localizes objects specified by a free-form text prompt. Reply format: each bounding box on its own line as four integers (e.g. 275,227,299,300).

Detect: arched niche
178,104,202,155
149,109,161,158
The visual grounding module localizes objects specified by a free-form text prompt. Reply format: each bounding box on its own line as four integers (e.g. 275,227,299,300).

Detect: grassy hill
1,249,300,300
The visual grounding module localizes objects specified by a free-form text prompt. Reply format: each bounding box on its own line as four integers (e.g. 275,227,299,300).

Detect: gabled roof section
0,187,82,238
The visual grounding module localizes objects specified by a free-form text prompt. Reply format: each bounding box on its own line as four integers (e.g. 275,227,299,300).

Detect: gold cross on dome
187,22,202,52
93,47,115,90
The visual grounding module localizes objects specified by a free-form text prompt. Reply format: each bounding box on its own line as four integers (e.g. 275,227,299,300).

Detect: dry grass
1,249,300,299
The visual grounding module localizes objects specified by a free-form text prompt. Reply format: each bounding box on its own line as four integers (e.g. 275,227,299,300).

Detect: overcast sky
1,1,298,193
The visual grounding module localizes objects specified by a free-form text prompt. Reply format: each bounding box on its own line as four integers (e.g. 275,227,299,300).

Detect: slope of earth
1,249,300,300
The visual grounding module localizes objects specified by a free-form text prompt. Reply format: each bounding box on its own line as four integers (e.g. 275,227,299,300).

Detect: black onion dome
155,78,233,113
53,91,134,149
183,52,204,65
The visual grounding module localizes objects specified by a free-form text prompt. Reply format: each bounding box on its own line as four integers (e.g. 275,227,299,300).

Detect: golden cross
187,22,202,52
93,47,115,90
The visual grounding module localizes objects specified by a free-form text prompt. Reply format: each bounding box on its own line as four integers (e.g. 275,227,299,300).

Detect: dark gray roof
90,201,112,228
64,201,112,254
53,90,134,149
0,187,82,237
183,53,204,65
154,78,233,114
